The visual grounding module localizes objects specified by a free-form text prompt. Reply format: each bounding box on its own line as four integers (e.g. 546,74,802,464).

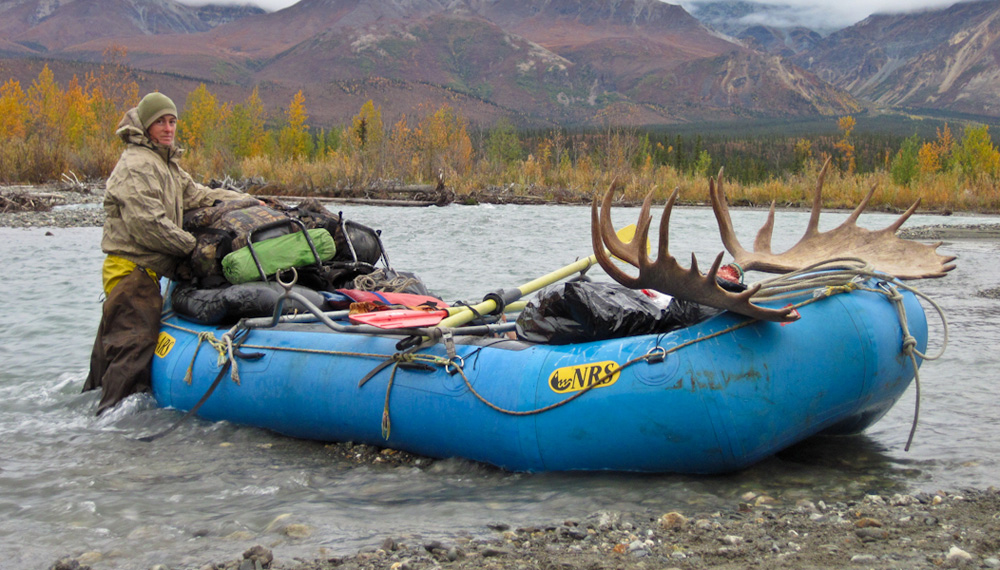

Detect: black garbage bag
515,281,722,344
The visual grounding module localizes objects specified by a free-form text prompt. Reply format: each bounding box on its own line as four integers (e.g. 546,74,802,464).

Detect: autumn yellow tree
85,45,139,134
0,79,28,140
833,115,856,173
277,90,310,159
386,115,419,180
182,84,227,154
954,124,1000,180
413,105,472,181
918,123,955,174
350,100,385,151
225,86,267,159
63,75,96,149
347,100,386,179
26,65,66,141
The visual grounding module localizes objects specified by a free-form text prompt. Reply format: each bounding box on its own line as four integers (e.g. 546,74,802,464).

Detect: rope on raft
353,268,420,293
161,258,947,450
752,258,948,451
425,258,948,451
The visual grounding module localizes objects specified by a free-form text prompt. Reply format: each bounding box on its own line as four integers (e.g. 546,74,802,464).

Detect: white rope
746,257,948,451
182,325,242,386
353,268,420,293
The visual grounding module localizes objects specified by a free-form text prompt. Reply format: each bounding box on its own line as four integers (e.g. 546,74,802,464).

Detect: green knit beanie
137,92,177,130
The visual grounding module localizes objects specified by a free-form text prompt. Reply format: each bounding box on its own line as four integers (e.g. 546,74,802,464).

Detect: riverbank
5,184,1000,239
49,486,1000,570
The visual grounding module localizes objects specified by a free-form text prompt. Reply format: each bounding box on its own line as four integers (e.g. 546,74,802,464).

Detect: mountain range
0,0,997,126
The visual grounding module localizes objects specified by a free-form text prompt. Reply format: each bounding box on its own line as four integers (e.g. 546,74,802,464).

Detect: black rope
452,301,485,325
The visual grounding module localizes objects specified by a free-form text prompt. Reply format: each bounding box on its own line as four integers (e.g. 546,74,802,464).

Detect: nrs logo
154,332,175,358
548,361,621,393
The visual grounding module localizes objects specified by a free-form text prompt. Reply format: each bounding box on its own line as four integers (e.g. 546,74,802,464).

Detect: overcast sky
176,0,970,28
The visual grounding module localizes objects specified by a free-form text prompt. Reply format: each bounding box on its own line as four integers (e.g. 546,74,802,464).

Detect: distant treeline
514,115,1000,185
3,49,1000,212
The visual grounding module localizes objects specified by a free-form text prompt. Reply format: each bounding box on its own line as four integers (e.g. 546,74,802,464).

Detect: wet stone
946,545,973,567
481,548,507,558
720,535,744,546
423,540,444,553
48,560,91,570
447,547,464,561
487,522,510,531
854,517,883,528
855,527,890,541
659,512,687,530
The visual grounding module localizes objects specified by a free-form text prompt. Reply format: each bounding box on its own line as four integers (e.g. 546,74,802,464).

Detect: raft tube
151,278,927,474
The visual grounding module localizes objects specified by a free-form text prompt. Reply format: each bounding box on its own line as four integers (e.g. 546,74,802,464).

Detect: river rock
76,552,102,565
263,513,291,533
720,535,744,546
659,512,687,529
243,545,273,567
855,527,889,541
283,523,313,539
891,494,917,506
48,559,90,570
854,517,883,528
946,545,973,567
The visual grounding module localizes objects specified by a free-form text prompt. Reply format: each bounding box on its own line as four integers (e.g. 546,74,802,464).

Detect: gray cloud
677,0,972,29
175,0,974,28
175,0,297,12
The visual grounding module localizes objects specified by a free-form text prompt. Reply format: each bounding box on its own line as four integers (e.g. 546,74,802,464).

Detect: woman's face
147,115,177,146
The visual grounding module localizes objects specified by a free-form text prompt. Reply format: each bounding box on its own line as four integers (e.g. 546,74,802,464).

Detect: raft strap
138,327,257,443
136,360,231,443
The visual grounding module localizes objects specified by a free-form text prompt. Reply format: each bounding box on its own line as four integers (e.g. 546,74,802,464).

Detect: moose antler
592,182,799,322
711,158,956,279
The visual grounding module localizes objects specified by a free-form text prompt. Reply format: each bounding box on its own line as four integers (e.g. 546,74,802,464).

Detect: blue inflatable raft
151,275,926,474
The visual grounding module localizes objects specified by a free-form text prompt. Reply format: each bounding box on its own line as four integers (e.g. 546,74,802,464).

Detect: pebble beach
48,486,1000,570
5,184,1000,570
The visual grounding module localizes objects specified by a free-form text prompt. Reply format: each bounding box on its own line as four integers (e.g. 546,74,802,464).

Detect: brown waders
83,268,163,415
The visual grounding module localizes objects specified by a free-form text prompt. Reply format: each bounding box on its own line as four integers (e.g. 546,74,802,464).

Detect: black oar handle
482,288,522,316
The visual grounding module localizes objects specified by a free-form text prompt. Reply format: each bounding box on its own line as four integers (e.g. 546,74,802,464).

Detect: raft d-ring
645,346,667,364
276,266,299,291
445,355,465,375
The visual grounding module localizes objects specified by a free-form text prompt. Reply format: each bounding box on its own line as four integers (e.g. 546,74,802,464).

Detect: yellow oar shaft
436,254,596,329
430,224,633,334
443,299,527,317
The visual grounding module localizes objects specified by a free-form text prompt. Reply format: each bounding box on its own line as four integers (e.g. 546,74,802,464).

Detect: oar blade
349,309,450,329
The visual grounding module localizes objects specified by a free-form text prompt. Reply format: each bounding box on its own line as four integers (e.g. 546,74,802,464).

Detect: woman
84,92,249,415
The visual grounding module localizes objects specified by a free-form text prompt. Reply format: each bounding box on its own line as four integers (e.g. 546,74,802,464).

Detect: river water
1,204,998,569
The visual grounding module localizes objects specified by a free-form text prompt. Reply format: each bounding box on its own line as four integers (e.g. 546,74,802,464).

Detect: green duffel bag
222,228,336,284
